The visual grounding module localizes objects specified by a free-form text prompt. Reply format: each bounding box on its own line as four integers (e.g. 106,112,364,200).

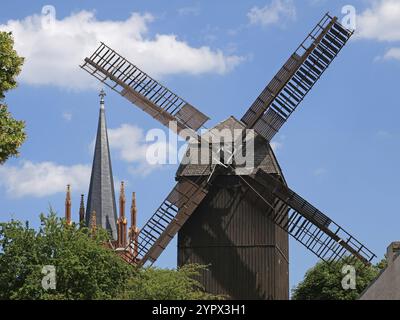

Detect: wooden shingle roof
176,116,283,178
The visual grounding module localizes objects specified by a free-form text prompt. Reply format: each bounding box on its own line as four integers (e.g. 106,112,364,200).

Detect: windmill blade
241,169,376,265
241,13,353,142
128,176,209,267
81,43,209,140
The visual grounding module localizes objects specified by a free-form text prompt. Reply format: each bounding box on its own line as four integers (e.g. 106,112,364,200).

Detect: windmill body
81,13,377,300
177,117,289,299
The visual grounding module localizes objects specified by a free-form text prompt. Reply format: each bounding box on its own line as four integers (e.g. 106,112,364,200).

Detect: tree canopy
0,212,221,300
121,264,224,300
291,257,385,300
0,31,25,164
0,105,26,164
0,213,132,299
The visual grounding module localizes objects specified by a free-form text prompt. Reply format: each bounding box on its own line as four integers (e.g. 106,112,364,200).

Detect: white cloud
62,112,72,122
107,124,148,163
0,161,91,198
0,123,171,198
356,0,400,62
107,124,177,177
357,0,400,42
247,0,296,27
1,11,244,90
383,47,400,60
178,4,201,16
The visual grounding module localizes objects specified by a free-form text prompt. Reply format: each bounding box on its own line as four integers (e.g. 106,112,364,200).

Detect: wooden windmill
81,13,376,299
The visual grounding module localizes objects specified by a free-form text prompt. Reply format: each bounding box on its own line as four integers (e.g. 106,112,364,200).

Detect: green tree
121,264,224,300
0,213,223,300
0,212,133,300
292,257,385,300
0,31,25,164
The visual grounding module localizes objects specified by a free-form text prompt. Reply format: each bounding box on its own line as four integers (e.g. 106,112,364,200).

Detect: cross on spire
99,89,106,109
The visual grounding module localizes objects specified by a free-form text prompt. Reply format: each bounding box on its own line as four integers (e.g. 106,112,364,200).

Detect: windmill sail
79,14,375,268
241,13,353,142
129,176,209,266
245,169,376,265
81,43,209,139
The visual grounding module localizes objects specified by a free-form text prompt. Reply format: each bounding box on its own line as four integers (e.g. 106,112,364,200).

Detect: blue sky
1,0,400,291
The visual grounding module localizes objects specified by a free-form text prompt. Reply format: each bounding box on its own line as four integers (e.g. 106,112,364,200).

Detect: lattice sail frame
131,176,209,266
81,43,209,140
246,170,376,265
241,13,354,142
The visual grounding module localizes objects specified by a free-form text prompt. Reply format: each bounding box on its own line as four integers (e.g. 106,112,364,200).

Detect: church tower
86,89,118,240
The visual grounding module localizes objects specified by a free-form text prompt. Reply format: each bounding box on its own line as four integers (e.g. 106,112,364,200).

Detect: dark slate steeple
86,89,118,240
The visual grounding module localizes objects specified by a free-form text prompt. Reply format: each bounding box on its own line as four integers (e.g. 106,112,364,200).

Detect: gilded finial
79,194,85,224
130,192,137,228
118,181,127,247
130,192,138,255
65,184,71,202
91,210,97,234
120,181,125,200
65,185,72,225
131,192,136,208
80,194,84,207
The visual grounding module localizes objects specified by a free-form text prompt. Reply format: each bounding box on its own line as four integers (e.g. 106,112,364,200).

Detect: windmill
81,13,376,299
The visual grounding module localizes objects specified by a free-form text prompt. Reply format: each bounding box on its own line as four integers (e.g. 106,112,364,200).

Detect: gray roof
86,98,118,240
176,116,283,178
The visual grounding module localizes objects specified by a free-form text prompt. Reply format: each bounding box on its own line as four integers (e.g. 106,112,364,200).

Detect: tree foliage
0,212,133,300
291,257,385,300
0,213,222,300
0,104,26,164
120,264,224,300
0,31,25,164
0,32,24,99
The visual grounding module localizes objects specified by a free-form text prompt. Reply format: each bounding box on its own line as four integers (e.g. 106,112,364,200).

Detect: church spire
85,89,118,240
